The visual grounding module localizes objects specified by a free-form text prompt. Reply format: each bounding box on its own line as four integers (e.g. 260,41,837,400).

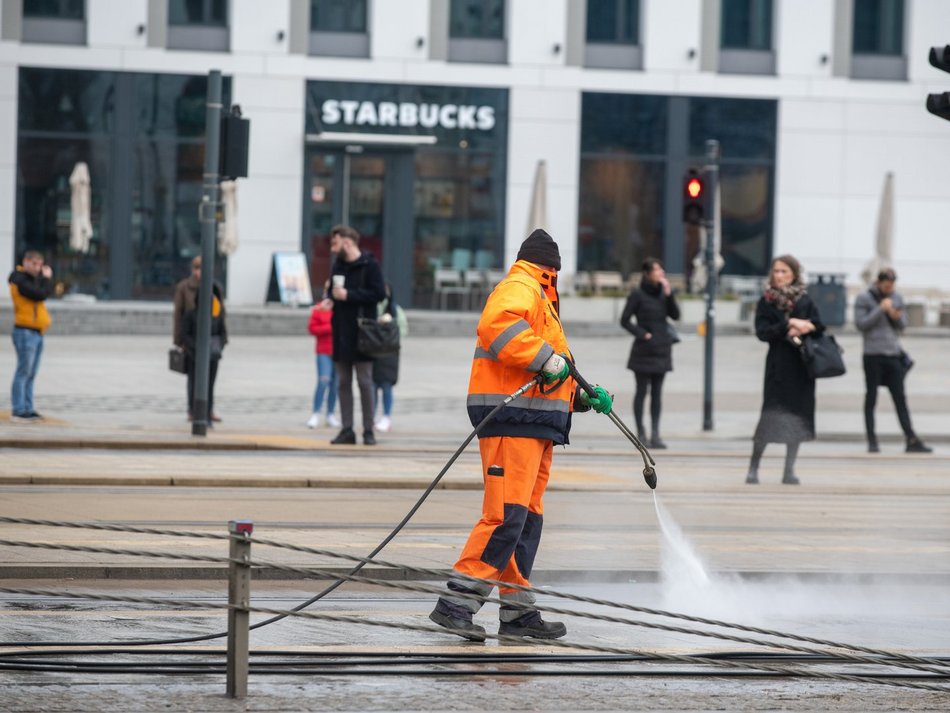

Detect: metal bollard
226,520,253,699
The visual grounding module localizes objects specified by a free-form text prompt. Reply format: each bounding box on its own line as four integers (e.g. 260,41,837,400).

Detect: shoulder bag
797,333,846,379
357,317,400,357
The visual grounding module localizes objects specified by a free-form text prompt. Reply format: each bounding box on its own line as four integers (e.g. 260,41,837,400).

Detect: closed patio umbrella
68,161,93,253
217,179,239,256
861,172,894,284
526,159,549,234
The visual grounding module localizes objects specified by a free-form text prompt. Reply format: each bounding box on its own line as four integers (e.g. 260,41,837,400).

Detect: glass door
304,146,414,305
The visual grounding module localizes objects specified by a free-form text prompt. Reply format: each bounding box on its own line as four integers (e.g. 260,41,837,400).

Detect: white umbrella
526,159,549,234
217,180,239,256
68,161,93,253
861,172,894,284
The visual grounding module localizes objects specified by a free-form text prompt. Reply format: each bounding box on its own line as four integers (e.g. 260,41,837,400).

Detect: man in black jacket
324,225,385,445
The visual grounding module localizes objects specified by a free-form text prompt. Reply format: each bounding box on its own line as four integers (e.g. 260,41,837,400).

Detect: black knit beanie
517,229,561,271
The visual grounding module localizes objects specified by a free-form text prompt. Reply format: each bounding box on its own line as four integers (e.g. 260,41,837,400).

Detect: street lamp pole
192,69,222,437
702,139,720,432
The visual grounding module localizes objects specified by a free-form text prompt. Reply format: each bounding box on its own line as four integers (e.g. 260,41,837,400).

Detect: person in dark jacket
372,282,408,433
182,282,227,427
325,225,386,445
745,255,823,485
620,258,680,449
8,250,53,422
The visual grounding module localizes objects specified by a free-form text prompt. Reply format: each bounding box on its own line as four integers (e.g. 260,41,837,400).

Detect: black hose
0,377,542,649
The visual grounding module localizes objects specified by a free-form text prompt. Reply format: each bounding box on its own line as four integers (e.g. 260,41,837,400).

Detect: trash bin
905,302,926,328
807,273,847,326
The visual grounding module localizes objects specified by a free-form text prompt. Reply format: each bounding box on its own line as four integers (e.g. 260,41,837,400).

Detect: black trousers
633,371,665,433
863,354,914,440
187,356,219,418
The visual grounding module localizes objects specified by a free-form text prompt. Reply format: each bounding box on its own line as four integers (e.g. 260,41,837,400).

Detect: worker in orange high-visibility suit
429,229,613,641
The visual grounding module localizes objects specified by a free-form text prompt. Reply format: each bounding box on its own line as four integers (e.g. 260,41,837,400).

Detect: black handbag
666,321,681,344
798,333,846,379
168,348,187,374
357,317,400,357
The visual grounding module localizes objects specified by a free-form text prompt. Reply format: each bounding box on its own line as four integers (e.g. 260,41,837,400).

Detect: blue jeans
313,353,337,414
374,382,393,417
11,327,44,415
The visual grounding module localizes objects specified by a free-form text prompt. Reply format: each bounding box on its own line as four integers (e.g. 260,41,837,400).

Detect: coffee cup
332,275,344,289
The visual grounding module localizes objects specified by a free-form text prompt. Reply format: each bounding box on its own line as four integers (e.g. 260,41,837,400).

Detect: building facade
1,0,948,307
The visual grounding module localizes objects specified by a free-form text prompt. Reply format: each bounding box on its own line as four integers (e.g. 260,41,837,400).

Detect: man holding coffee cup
321,225,386,445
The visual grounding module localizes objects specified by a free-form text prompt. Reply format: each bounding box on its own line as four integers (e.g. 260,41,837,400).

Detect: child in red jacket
306,302,340,428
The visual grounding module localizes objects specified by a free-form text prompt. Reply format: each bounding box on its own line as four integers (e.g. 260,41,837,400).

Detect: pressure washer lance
568,363,658,490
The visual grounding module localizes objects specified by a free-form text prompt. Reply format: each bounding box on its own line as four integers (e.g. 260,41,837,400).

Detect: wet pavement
0,332,948,710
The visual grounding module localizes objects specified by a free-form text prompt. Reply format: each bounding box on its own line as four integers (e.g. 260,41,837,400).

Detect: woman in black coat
620,258,681,449
746,255,824,485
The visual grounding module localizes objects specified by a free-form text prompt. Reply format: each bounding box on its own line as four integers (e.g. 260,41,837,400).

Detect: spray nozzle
643,467,657,490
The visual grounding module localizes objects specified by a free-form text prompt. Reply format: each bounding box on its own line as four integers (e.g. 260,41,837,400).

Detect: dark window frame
21,0,86,44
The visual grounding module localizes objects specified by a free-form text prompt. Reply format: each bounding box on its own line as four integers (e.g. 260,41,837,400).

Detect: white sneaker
306,413,320,429
375,415,391,433
327,413,341,428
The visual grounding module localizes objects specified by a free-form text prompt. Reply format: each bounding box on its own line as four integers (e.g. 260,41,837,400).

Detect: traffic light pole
702,140,720,432
192,69,222,437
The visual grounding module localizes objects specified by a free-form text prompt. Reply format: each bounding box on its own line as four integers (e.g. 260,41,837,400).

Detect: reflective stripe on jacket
467,260,575,444
8,267,52,334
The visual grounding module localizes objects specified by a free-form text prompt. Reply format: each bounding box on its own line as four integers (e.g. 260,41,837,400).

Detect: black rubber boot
429,600,486,642
745,469,759,485
498,610,566,640
650,433,667,450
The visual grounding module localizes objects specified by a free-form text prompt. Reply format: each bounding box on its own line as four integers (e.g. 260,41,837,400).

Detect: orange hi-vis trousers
452,436,552,604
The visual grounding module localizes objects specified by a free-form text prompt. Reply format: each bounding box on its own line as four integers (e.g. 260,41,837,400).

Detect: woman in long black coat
620,258,680,449
746,255,824,485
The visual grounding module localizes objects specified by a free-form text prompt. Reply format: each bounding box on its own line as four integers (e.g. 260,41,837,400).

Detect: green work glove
540,353,570,384
580,385,612,414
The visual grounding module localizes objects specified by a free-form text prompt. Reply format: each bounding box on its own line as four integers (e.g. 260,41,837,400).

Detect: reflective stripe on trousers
444,436,551,614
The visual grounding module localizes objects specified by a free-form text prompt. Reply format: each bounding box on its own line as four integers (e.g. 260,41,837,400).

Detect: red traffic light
683,169,704,225
686,177,703,198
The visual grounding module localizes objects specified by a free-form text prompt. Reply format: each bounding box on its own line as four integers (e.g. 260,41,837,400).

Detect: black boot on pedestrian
650,433,667,450
905,437,933,454
744,469,759,485
330,427,356,445
363,430,376,446
498,610,567,640
429,599,486,642
782,469,800,485
868,439,880,453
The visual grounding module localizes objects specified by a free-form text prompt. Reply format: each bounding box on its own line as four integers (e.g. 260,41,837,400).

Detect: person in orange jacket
8,250,53,422
429,229,612,641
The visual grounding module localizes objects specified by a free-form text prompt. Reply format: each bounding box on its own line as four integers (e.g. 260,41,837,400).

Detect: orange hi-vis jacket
466,260,577,444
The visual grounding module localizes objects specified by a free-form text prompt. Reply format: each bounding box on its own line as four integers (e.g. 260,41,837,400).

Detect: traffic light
683,169,704,225
926,45,950,122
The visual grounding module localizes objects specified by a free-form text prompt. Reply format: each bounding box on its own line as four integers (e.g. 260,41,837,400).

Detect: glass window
579,93,777,278
16,136,111,298
450,0,504,39
688,97,777,161
586,0,639,44
18,67,115,134
853,0,903,55
581,93,667,156
310,0,367,33
17,67,231,300
578,158,665,278
721,0,772,50
169,0,227,26
23,0,83,18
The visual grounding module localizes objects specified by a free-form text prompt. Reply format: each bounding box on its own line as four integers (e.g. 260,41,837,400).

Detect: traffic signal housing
683,169,704,225
927,45,950,122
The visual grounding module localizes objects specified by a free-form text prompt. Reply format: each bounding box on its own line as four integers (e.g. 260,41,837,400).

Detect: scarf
763,282,805,314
